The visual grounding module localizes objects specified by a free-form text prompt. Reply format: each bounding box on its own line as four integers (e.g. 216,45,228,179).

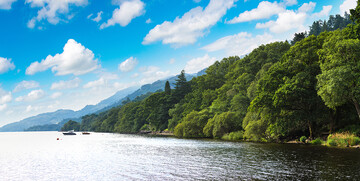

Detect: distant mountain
0,109,76,132
0,70,206,132
0,86,138,132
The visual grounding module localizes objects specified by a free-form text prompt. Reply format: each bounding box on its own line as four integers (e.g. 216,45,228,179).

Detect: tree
61,120,80,131
173,70,190,102
317,30,360,120
165,81,171,95
291,32,307,45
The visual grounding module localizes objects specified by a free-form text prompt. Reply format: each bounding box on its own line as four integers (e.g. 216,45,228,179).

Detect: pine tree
165,81,171,95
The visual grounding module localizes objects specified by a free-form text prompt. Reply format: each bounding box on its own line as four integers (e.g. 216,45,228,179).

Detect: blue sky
0,0,357,125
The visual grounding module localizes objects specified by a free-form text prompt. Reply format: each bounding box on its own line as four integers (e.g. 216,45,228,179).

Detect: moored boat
63,130,76,135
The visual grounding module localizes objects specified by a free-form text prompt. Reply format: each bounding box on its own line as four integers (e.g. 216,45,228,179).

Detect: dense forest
63,3,360,143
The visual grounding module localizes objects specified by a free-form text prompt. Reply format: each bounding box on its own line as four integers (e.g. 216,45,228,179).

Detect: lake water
0,132,359,180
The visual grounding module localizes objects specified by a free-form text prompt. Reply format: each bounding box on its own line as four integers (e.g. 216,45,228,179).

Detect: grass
327,132,360,147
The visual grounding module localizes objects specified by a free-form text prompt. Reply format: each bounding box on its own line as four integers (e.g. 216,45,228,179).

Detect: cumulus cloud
15,89,45,102
146,18,152,24
298,2,316,13
0,57,15,74
119,57,138,72
51,92,63,99
0,0,17,10
25,0,88,28
256,10,307,33
26,39,99,76
312,5,332,18
202,32,276,56
139,66,171,84
340,0,357,15
51,77,81,90
13,80,40,93
227,1,285,24
100,0,145,29
143,0,236,46
184,54,217,74
254,2,317,34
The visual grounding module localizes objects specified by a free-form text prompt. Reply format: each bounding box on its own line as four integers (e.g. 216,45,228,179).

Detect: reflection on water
0,132,359,180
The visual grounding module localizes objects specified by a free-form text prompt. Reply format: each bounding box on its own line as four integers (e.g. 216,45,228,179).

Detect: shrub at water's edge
327,132,360,147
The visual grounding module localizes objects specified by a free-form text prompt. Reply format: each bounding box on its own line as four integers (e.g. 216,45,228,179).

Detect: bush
310,138,322,145
300,136,307,143
174,110,210,138
327,132,360,147
221,131,244,141
203,112,241,138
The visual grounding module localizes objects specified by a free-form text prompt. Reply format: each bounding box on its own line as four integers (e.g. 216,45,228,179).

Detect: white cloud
284,0,297,6
51,92,62,99
87,13,93,19
119,57,138,72
298,2,316,13
227,1,285,24
83,78,106,89
26,39,99,76
0,104,7,111
0,88,12,104
194,0,201,3
13,80,40,93
143,0,236,46
15,89,45,102
312,5,332,18
139,66,171,84
256,9,307,33
0,57,15,74
184,54,217,74
340,0,357,15
25,0,88,28
50,77,81,90
91,11,103,22
202,32,276,56
26,105,42,112
0,0,17,10
83,73,118,89
100,0,145,29
146,18,152,24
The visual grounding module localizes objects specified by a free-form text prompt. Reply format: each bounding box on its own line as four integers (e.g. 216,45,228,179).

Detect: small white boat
63,130,76,135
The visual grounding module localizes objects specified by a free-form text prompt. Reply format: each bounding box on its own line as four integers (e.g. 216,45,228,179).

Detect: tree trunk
308,120,313,139
352,97,360,120
329,110,336,134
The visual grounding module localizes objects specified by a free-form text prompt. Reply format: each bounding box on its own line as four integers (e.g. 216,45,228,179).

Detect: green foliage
327,132,360,147
174,110,211,138
310,138,323,145
165,81,171,95
221,131,244,141
300,136,307,143
61,120,80,131
317,30,360,119
77,7,360,144
203,112,241,138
